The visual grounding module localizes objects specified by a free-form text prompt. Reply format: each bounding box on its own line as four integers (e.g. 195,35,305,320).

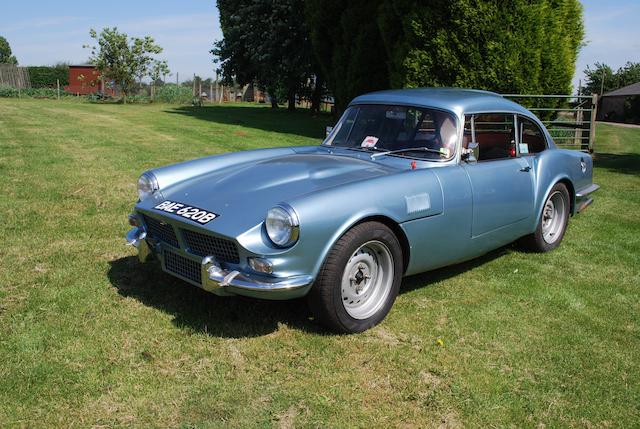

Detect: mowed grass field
0,99,638,428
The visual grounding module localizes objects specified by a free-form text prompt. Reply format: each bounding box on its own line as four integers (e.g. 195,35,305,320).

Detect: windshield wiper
344,146,386,153
370,147,446,159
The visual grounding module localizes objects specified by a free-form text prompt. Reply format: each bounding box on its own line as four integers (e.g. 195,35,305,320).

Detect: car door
462,113,534,238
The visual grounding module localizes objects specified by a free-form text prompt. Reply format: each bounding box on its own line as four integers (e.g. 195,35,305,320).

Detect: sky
0,1,222,83
1,0,638,91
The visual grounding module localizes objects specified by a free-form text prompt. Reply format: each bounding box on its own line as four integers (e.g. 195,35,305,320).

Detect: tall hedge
305,0,390,112
27,65,69,88
306,0,584,111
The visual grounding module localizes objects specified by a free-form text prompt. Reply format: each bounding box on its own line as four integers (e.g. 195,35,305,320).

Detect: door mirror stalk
462,142,478,163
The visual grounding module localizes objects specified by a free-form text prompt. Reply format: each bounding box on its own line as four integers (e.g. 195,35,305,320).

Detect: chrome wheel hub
541,191,566,244
341,240,394,320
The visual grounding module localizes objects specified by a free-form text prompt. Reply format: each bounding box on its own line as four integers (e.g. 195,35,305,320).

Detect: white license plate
153,200,218,224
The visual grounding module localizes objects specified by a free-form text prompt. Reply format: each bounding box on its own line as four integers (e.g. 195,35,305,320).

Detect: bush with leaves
155,84,193,104
86,92,114,103
0,85,19,97
306,0,584,112
27,65,69,88
0,85,73,99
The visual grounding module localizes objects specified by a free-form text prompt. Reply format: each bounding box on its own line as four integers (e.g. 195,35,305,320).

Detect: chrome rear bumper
126,227,312,299
576,183,600,213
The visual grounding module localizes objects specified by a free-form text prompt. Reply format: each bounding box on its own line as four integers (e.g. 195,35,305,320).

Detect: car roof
349,88,532,117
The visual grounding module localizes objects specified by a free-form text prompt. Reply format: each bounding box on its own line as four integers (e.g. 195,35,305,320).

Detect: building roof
350,88,530,116
603,82,640,97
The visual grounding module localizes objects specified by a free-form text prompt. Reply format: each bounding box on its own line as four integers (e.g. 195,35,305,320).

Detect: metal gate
502,94,598,153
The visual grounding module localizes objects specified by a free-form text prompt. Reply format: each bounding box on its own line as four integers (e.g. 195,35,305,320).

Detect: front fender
288,169,444,280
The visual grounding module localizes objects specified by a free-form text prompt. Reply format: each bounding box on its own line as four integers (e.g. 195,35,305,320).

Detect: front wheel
520,183,570,252
307,222,403,333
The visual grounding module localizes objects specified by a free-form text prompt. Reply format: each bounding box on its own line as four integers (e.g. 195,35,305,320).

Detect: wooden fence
0,64,31,88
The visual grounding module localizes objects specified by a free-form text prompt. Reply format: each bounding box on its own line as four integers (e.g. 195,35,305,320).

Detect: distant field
0,99,638,428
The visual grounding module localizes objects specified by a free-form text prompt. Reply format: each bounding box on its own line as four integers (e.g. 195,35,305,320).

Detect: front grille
181,229,240,263
142,214,179,247
164,250,202,285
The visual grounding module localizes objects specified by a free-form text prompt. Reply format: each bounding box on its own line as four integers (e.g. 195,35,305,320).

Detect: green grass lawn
0,99,638,428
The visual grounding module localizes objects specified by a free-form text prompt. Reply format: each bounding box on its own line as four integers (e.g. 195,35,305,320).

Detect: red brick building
64,64,115,95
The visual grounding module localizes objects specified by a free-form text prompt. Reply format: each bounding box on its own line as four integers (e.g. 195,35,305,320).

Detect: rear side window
464,113,516,161
518,116,547,154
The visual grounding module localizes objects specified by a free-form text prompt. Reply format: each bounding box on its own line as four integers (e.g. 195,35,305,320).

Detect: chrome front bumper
126,227,312,299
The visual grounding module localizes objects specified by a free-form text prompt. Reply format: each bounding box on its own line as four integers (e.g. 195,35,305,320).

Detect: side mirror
462,142,478,163
325,126,333,137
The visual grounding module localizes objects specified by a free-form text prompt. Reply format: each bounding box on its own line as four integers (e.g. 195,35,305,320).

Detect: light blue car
126,88,598,333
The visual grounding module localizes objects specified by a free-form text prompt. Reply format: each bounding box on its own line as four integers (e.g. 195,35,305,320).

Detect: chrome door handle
519,166,531,172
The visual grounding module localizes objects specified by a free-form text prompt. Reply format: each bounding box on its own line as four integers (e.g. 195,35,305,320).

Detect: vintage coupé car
125,88,598,333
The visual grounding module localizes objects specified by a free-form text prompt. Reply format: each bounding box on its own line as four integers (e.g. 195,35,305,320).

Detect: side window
518,116,547,154
467,113,516,161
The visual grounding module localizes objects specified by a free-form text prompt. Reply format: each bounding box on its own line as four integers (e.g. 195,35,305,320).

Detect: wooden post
199,80,202,99
589,93,598,154
56,79,60,100
209,82,213,102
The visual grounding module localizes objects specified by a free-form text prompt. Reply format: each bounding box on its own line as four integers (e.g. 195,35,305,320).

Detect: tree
0,36,18,64
213,0,316,110
582,61,640,95
305,0,389,113
149,60,170,100
616,62,640,88
306,0,584,112
582,62,616,95
85,27,163,103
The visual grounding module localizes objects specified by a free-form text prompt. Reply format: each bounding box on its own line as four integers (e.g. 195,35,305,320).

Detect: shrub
21,88,62,98
0,85,73,99
0,85,19,97
155,84,193,103
27,65,69,88
86,92,114,103
125,94,150,104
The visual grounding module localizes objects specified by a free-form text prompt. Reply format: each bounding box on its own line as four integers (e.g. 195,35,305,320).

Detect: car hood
142,152,399,236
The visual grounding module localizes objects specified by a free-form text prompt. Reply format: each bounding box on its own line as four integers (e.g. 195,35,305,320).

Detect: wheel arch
537,175,575,221
351,215,411,274
557,178,576,215
313,213,411,280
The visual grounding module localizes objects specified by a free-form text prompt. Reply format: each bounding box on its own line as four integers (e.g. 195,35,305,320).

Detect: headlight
265,204,299,247
137,172,159,201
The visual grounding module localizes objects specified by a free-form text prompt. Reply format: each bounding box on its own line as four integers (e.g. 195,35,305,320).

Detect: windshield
323,105,458,160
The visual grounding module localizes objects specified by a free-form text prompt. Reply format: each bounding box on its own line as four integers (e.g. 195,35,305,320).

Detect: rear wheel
307,222,403,333
520,183,570,252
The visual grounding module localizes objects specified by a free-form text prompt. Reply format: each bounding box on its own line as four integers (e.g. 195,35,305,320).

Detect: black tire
519,182,570,252
307,222,403,333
